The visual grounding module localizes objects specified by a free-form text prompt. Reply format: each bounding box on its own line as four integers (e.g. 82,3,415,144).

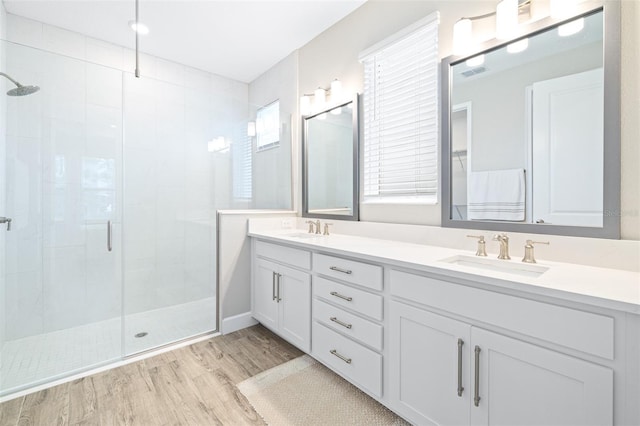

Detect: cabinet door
252,258,278,331
390,301,471,426
470,327,613,426
278,264,311,352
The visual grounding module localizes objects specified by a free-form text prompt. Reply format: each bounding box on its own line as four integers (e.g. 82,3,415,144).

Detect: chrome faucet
493,233,510,260
0,217,11,231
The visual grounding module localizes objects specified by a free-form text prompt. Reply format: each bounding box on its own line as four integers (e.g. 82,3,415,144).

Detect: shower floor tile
0,297,216,395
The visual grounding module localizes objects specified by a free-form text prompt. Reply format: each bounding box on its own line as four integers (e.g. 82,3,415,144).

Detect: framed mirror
302,95,359,221
442,2,620,239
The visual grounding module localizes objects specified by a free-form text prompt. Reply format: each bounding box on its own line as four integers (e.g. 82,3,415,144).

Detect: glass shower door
0,41,123,395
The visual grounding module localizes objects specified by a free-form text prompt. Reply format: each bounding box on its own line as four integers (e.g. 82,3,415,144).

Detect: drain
134,332,148,338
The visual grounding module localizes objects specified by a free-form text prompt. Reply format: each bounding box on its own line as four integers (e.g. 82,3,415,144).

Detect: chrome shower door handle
457,338,465,397
0,217,11,231
107,221,112,252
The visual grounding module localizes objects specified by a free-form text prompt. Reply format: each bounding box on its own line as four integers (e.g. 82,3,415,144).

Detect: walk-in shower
0,72,40,96
0,35,246,397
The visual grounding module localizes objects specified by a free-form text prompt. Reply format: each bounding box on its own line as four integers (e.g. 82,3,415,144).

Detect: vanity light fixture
496,0,518,40
299,78,344,115
507,38,529,53
453,18,473,56
247,121,256,137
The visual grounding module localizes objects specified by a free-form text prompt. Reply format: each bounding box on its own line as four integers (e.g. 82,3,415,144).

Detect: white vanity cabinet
311,253,385,397
389,270,614,426
252,241,311,352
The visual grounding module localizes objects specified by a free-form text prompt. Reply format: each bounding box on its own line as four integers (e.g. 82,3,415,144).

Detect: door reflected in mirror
449,10,606,229
303,96,359,221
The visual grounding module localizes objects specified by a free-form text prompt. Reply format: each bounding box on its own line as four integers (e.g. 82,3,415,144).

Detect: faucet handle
323,223,333,236
305,220,316,234
522,240,549,263
467,235,487,257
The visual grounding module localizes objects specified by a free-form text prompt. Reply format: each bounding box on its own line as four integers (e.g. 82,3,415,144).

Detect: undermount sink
439,255,549,278
283,232,324,239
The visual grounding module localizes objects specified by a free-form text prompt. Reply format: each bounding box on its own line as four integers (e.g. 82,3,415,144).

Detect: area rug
237,355,409,425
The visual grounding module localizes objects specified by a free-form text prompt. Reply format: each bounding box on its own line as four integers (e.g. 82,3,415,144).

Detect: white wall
248,52,297,210
217,210,296,334
296,0,640,240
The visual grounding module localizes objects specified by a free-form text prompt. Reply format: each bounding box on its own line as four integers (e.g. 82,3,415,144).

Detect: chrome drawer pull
457,338,464,397
330,349,352,364
330,317,352,329
329,266,352,275
474,345,481,407
330,291,353,302
276,273,282,302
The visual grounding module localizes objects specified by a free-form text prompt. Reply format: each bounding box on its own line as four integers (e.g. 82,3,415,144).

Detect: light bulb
247,121,256,137
496,0,518,40
330,79,342,102
300,95,311,116
453,19,473,56
550,0,578,19
128,20,149,35
314,87,326,107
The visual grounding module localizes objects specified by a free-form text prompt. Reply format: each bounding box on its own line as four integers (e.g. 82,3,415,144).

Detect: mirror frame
302,94,360,221
441,1,621,239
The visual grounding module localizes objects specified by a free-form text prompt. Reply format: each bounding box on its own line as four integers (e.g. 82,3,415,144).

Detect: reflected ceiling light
453,18,473,56
496,0,518,40
465,54,485,67
558,18,584,37
208,136,230,153
317,113,327,120
128,20,149,34
507,38,529,53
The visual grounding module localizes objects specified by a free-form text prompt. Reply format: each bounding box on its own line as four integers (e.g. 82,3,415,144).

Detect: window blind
233,134,253,200
360,13,439,203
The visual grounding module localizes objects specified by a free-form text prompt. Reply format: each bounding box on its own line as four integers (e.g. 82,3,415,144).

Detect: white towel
467,169,525,221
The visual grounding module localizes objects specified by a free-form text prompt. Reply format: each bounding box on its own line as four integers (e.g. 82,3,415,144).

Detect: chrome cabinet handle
272,272,277,301
0,217,12,231
330,317,352,329
107,220,112,252
457,338,464,397
276,273,282,302
329,266,352,275
474,345,481,407
330,291,352,302
330,349,352,364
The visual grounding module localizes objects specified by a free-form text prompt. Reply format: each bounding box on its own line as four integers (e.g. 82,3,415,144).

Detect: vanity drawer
313,298,383,351
314,276,383,321
390,270,615,360
313,253,383,291
255,240,311,270
312,322,382,397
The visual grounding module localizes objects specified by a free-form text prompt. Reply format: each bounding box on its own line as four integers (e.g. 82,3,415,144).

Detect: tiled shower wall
2,13,249,340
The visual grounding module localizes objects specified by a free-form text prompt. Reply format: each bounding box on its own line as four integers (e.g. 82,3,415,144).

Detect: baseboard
222,312,258,334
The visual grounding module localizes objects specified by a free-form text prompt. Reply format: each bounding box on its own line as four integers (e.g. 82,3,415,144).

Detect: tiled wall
2,13,249,339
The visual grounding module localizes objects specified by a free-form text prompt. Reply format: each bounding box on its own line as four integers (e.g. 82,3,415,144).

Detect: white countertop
248,228,640,314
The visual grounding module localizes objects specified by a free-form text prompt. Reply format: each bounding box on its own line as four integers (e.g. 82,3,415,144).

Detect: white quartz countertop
248,228,640,314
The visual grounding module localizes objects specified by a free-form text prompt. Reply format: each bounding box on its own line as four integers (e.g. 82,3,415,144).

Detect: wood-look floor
0,325,304,426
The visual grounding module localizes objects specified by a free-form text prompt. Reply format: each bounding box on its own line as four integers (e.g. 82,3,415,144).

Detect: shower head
7,85,40,96
0,72,40,97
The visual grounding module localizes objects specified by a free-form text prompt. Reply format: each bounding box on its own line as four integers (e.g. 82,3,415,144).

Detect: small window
360,13,440,204
256,100,280,151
